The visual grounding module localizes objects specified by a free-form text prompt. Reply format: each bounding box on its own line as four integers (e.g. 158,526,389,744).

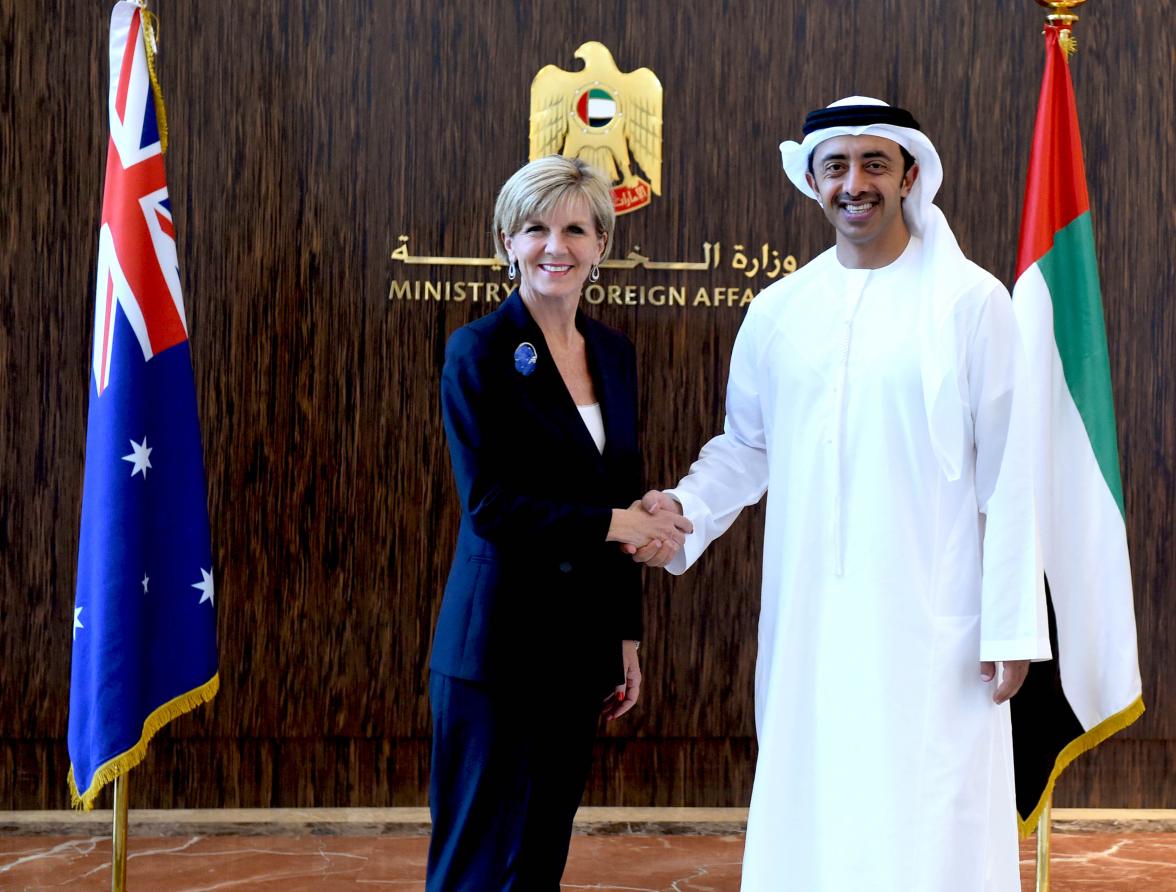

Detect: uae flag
1009,24,1144,835
577,88,615,127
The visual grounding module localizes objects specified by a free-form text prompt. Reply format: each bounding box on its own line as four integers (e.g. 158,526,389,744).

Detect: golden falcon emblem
529,42,663,215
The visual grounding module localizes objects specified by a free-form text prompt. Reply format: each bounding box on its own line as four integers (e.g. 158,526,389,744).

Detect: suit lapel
499,292,605,466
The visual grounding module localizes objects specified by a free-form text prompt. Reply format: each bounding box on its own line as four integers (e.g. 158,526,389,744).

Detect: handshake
607,491,694,569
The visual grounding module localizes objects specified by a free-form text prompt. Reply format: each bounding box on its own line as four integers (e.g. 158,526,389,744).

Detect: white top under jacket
576,402,606,454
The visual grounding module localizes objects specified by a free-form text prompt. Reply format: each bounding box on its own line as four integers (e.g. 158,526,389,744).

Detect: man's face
804,135,918,253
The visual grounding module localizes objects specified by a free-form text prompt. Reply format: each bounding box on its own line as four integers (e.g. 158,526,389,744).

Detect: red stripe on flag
576,91,589,125
156,209,175,240
101,138,187,355
114,10,141,123
1015,26,1091,279
99,272,115,394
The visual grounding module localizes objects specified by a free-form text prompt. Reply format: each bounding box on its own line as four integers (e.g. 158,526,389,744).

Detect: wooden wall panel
2,736,1173,811
0,0,1171,809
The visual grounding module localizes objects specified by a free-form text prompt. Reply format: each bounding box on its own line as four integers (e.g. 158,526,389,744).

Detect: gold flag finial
1035,0,1087,58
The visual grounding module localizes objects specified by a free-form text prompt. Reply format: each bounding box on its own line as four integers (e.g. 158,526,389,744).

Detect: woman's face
502,195,605,306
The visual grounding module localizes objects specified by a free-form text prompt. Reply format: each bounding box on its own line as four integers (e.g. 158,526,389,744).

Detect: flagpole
112,774,129,892
1035,794,1052,892
1026,6,1086,892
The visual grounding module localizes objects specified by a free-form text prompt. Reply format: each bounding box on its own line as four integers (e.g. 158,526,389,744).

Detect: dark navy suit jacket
431,291,642,692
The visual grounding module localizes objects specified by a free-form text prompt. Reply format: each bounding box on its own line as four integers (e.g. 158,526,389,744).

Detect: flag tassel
127,0,169,152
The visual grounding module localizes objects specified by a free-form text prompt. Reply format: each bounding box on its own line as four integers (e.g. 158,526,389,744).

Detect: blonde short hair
492,155,617,262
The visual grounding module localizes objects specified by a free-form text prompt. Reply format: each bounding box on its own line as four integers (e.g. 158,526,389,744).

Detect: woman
427,155,692,891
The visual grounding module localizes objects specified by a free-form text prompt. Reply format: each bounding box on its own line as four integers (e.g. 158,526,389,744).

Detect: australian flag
68,1,218,810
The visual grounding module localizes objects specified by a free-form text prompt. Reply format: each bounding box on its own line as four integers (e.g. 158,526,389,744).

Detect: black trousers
425,671,604,892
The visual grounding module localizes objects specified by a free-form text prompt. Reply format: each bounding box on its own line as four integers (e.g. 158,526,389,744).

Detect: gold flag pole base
1035,794,1053,892
112,774,129,892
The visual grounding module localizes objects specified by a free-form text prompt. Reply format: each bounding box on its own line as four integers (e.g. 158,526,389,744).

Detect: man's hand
621,491,686,568
980,659,1030,704
608,497,692,557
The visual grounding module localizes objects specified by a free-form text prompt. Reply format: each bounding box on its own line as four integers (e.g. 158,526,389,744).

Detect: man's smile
841,200,878,217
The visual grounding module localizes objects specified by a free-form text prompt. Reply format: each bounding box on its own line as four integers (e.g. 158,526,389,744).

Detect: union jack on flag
69,0,218,810
93,1,186,394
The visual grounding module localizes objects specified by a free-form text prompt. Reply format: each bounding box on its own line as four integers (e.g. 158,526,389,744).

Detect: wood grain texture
0,0,1171,808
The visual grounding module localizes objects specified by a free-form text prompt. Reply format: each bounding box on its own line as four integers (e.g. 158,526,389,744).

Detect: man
631,98,1050,891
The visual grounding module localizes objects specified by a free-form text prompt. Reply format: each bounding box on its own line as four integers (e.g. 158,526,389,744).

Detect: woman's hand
602,640,642,721
622,491,688,568
606,502,693,553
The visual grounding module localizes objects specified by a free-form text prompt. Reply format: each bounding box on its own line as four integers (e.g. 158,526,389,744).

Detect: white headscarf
779,96,943,237
779,96,987,482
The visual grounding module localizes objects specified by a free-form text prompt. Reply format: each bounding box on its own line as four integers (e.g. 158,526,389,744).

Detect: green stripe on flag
1036,211,1125,517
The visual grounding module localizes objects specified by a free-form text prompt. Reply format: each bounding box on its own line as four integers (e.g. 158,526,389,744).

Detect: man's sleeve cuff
979,636,1053,663
662,488,708,576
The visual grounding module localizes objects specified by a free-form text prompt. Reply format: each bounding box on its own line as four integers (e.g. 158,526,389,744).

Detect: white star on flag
73,606,84,640
122,437,153,478
192,568,214,606
142,574,150,593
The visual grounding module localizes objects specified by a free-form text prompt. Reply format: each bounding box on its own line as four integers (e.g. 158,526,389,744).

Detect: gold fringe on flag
67,673,219,811
1017,695,1145,838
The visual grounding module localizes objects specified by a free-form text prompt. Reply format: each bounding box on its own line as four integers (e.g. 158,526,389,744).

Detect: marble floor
2,831,1175,890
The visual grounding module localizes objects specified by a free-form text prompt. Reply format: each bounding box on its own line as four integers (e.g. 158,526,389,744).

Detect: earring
508,260,517,281
589,263,600,283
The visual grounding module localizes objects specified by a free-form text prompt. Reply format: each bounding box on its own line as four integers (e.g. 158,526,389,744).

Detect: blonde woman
426,155,691,890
